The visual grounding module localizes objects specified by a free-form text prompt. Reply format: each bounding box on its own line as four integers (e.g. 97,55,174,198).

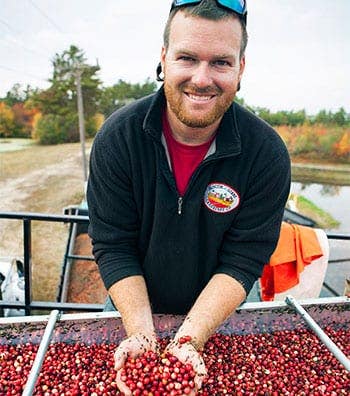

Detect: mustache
181,83,222,96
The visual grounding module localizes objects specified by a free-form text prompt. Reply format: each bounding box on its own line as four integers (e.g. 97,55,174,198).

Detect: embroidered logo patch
204,183,240,213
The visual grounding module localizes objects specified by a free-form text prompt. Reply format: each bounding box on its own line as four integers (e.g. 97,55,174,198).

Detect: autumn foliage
0,102,16,137
276,124,350,162
2,95,349,163
0,101,41,138
0,46,349,161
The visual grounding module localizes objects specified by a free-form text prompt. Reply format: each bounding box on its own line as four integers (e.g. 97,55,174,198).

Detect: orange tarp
260,222,323,301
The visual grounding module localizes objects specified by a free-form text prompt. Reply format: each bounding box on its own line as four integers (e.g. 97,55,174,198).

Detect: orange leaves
0,100,42,138
334,132,350,157
0,101,16,137
275,124,350,162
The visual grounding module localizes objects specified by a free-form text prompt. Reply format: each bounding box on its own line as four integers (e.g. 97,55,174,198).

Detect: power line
0,16,55,57
0,18,21,35
27,0,64,34
0,36,48,58
0,64,47,82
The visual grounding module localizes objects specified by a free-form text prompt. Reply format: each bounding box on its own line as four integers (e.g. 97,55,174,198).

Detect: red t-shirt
162,112,215,196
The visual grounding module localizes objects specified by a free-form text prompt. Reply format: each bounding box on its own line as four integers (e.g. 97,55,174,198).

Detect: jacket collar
143,86,242,157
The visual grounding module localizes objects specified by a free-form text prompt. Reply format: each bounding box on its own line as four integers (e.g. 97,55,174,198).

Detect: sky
0,0,349,115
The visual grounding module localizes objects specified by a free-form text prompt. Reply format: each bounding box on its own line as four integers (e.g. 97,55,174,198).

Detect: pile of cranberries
0,326,349,395
119,350,196,395
200,327,349,395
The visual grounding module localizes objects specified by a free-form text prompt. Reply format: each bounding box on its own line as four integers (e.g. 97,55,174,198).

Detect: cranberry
0,327,348,395
119,350,196,395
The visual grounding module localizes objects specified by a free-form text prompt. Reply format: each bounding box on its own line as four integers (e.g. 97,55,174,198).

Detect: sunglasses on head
171,0,247,24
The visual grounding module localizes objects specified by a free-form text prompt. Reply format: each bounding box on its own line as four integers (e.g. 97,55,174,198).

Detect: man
87,0,291,393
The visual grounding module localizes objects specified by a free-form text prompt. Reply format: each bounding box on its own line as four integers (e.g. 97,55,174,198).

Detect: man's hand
115,332,158,395
166,338,207,393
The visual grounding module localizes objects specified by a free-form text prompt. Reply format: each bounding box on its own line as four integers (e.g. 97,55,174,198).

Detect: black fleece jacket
87,87,291,314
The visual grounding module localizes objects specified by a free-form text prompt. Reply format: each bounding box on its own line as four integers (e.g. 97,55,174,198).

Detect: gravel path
0,155,82,212
0,146,90,301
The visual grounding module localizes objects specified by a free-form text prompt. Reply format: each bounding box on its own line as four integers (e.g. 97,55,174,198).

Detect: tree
334,132,350,158
0,85,40,137
34,114,67,144
31,45,101,143
3,83,36,107
313,109,331,125
99,78,157,117
12,103,40,137
0,102,16,137
332,107,348,126
286,110,306,126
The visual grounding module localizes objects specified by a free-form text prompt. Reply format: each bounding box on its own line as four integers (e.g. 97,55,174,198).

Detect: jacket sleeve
87,128,143,290
215,143,291,295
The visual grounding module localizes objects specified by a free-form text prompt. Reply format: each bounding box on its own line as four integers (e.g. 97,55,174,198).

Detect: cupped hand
114,332,158,395
166,339,207,394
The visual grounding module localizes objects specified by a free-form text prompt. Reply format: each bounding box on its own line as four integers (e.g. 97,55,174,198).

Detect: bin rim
1,296,348,325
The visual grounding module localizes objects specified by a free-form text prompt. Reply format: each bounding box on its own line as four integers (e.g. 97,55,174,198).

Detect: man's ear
238,55,246,82
160,46,166,71
236,55,245,91
157,46,167,81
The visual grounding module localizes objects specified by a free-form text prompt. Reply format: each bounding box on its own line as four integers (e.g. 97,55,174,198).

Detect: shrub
31,112,42,140
33,113,102,144
0,101,16,137
276,124,350,162
35,114,69,144
334,132,350,158
85,113,104,138
292,126,318,155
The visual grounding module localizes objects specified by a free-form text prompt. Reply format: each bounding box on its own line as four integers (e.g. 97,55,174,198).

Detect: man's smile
185,93,216,101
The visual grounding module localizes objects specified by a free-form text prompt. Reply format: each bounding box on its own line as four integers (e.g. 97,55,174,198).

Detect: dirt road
0,141,91,301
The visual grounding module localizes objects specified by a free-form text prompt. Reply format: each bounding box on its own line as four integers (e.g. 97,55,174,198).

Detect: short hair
163,0,248,59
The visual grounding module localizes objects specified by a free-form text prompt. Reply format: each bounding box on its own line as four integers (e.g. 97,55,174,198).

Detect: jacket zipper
176,152,238,216
156,137,239,216
178,196,183,215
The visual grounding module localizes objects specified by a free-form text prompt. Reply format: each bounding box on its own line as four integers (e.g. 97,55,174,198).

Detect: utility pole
75,68,88,183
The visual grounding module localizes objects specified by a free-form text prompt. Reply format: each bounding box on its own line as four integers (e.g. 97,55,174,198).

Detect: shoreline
291,162,350,186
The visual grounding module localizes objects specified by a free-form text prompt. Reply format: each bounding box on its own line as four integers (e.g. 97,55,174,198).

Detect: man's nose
191,62,212,87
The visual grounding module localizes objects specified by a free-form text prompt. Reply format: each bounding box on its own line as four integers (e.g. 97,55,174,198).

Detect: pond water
0,138,35,152
291,182,350,233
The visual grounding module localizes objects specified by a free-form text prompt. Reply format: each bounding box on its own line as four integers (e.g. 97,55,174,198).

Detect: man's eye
179,56,195,62
213,60,230,67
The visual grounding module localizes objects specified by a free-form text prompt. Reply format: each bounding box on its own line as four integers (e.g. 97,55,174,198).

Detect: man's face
161,11,245,130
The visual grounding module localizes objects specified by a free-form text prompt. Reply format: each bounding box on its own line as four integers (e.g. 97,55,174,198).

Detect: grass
291,163,350,186
1,141,90,181
0,140,92,303
289,193,340,229
0,138,36,153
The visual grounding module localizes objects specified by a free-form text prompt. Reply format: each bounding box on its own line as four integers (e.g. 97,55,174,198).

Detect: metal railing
0,211,349,316
0,211,103,315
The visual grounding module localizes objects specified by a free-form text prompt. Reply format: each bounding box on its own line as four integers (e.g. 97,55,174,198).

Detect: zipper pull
178,197,183,215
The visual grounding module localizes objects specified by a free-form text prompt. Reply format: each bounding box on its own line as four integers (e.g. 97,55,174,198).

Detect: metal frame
0,211,103,315
0,296,348,325
1,298,349,393
0,211,349,316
